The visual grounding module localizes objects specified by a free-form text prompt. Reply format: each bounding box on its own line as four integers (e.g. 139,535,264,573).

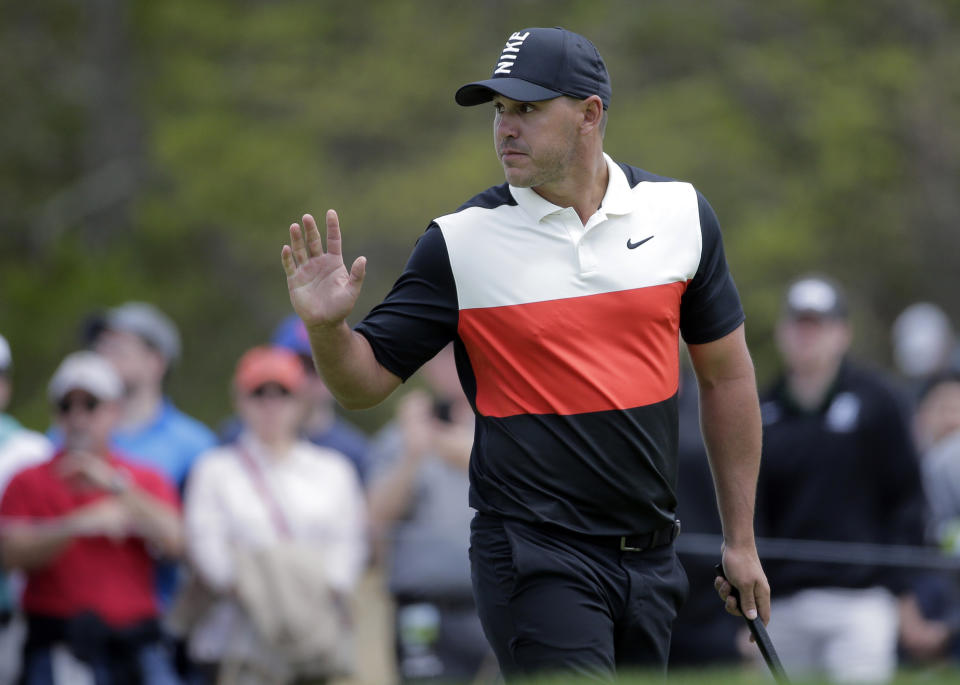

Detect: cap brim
455,78,563,106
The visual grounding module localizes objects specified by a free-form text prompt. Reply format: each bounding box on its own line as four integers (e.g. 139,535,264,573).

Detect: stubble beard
501,126,580,189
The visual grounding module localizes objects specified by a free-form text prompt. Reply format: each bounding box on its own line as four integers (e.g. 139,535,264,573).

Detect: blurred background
2,0,959,432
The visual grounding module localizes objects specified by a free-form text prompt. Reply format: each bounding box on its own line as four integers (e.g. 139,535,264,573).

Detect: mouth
499,149,526,162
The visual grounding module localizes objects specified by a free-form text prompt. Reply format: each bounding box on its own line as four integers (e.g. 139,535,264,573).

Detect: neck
121,385,163,429
786,359,843,410
255,434,296,458
533,147,607,225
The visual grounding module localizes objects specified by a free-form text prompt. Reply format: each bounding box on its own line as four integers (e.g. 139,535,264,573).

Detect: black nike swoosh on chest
626,236,654,249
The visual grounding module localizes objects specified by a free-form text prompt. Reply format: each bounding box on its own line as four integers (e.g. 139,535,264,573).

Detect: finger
725,595,741,617
304,213,325,257
281,245,297,277
290,222,309,265
349,255,366,286
714,576,731,601
325,209,343,258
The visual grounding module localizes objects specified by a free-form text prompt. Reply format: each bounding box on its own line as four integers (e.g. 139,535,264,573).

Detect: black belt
550,519,681,552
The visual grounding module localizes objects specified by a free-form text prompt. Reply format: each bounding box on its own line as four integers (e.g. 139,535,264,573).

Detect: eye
521,103,536,113
493,102,504,114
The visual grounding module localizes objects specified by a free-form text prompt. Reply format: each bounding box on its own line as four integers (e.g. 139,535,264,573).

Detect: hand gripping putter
715,564,789,683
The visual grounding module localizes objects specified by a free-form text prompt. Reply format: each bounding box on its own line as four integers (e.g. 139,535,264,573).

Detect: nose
495,111,518,141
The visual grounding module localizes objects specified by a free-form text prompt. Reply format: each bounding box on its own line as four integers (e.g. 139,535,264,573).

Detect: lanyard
235,444,293,540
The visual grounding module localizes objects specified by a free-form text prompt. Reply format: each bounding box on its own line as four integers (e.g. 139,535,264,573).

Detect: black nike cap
455,27,611,110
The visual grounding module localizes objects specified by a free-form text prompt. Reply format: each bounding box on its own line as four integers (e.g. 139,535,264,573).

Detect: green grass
508,665,960,684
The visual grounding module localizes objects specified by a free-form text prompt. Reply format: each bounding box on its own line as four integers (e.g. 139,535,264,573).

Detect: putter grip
714,564,790,683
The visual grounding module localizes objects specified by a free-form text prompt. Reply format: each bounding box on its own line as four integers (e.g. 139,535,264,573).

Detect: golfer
281,27,769,680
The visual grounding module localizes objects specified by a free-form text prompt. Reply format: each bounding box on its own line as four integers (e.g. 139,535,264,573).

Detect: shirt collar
508,153,635,223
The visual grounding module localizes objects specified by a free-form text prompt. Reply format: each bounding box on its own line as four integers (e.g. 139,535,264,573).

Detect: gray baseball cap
96,302,182,363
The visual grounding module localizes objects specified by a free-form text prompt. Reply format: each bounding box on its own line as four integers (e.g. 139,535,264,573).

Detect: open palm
281,210,367,327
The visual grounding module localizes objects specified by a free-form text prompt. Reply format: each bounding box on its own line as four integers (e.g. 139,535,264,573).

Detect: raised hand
281,210,367,328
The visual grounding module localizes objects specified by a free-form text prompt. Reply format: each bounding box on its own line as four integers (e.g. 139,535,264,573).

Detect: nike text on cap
783,276,848,320
455,27,611,109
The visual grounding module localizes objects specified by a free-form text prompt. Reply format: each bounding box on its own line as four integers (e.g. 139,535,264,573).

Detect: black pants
469,513,688,682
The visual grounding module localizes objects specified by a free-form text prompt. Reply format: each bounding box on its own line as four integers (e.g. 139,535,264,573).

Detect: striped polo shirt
356,153,744,536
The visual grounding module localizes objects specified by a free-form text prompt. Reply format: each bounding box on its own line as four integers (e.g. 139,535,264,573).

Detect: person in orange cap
180,346,366,684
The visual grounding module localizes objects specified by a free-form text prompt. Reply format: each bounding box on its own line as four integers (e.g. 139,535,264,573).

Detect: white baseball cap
784,276,848,319
48,351,124,403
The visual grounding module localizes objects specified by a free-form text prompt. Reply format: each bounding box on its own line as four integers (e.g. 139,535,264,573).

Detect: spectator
80,302,217,491
0,334,52,495
902,369,960,664
74,302,217,618
756,275,927,683
915,370,960,550
668,363,742,669
0,334,53,685
219,314,370,484
367,344,494,684
182,345,366,684
0,351,183,685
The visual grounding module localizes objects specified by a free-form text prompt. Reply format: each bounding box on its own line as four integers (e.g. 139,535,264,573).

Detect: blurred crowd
0,280,959,684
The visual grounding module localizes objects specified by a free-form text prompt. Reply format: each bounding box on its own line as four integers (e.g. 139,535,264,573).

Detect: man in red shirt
0,351,183,684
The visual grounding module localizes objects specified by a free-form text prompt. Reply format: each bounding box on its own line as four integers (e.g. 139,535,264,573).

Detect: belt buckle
619,536,645,552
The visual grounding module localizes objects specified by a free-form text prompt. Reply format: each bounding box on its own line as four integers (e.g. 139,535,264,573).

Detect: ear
580,95,605,135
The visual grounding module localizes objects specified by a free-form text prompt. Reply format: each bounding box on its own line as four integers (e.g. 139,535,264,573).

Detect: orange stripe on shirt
458,281,687,417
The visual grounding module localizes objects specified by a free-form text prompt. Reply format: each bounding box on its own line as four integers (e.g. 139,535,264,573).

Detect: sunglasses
56,395,101,415
248,384,293,399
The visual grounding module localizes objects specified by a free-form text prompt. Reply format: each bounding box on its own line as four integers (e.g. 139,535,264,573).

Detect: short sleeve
354,225,459,381
0,471,35,518
679,192,745,344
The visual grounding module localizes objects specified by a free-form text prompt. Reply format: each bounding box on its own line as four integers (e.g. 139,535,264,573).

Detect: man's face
94,329,166,393
55,389,119,452
775,314,852,372
492,95,582,188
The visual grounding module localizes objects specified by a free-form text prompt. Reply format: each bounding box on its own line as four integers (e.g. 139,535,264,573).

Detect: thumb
738,583,759,621
349,256,366,286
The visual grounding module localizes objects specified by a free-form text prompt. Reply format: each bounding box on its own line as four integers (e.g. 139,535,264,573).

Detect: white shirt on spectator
183,431,367,664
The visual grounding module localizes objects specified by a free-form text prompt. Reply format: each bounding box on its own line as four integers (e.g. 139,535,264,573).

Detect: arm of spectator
58,452,183,559
115,484,183,559
183,454,236,593
433,420,473,472
899,592,950,662
0,499,129,571
367,390,434,531
688,324,770,624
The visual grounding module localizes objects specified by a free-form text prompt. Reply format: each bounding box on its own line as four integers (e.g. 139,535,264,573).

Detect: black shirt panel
468,395,680,536
679,192,745,345
354,225,459,381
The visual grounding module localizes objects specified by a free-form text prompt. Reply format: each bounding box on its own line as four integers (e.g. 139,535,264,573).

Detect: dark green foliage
3,0,959,430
